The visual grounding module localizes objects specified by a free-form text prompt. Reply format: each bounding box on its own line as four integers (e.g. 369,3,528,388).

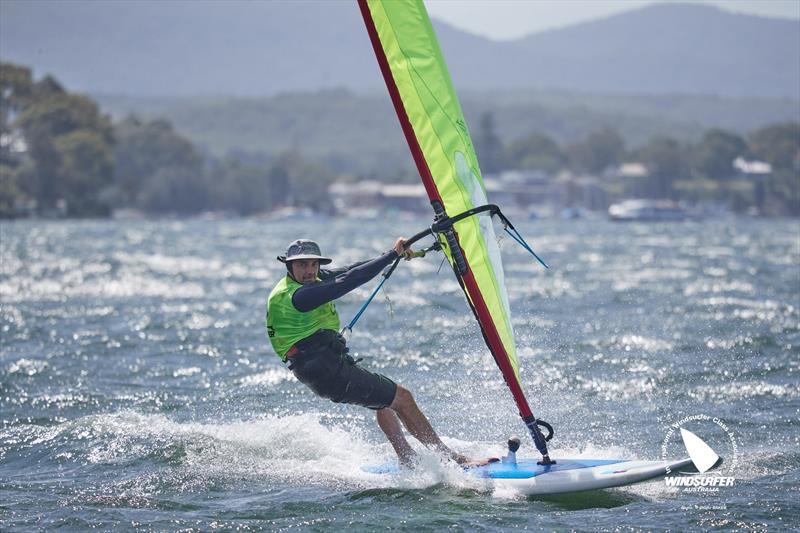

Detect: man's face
290,259,320,284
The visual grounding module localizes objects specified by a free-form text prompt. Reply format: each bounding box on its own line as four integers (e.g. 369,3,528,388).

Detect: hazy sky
425,0,800,40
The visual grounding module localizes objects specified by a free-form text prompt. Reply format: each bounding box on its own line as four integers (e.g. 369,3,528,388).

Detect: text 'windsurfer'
266,238,470,467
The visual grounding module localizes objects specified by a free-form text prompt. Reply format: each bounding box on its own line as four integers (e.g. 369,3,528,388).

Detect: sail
358,0,539,432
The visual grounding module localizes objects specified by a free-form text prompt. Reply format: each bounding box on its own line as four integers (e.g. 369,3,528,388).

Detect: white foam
173,367,202,378
42,410,565,494
7,358,49,376
50,411,482,491
689,381,797,401
240,368,296,387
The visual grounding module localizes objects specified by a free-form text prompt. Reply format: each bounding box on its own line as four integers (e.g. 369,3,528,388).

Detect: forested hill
1,1,797,99
94,88,798,171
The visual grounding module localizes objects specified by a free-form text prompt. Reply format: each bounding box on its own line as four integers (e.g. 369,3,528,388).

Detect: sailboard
357,0,697,494
364,458,695,496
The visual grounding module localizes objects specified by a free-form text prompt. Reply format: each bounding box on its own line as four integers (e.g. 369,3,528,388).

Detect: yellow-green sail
358,1,552,461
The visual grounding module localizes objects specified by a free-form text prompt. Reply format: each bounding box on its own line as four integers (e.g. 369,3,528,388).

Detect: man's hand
394,237,415,261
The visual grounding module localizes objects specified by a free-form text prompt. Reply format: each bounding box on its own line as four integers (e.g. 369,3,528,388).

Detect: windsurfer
266,238,469,467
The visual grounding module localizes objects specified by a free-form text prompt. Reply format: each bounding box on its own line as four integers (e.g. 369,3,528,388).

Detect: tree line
472,113,799,215
1,62,337,218
1,61,798,218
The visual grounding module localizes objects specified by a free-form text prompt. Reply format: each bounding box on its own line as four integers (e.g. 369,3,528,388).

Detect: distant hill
2,1,798,99
1,0,381,96
513,4,800,98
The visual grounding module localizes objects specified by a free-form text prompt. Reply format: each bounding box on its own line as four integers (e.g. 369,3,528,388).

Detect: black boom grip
443,229,468,275
431,200,468,276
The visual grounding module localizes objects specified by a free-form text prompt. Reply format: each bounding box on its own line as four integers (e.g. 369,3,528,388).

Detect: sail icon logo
661,414,738,492
680,428,719,473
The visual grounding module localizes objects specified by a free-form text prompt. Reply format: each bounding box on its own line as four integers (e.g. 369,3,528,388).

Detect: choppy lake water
1,216,798,531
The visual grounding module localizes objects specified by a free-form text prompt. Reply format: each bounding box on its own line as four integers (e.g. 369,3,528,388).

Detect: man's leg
319,356,468,465
376,408,416,467
389,385,466,462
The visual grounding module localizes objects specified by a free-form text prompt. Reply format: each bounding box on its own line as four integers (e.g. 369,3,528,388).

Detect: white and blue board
364,457,695,496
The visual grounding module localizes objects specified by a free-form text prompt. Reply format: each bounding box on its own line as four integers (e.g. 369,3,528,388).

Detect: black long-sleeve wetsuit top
291,250,399,312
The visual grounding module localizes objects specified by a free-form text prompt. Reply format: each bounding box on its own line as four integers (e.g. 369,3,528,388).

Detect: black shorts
288,330,397,411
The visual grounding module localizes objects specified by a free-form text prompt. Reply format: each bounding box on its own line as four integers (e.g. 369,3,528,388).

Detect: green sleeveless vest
266,275,340,360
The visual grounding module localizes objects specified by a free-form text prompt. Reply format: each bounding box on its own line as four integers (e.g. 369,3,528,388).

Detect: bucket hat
277,239,332,264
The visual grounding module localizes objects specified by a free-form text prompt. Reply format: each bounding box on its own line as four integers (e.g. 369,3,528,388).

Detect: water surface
1,217,798,531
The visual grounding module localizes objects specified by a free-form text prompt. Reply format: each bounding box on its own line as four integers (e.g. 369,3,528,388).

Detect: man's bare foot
452,454,502,467
399,451,418,469
451,452,471,465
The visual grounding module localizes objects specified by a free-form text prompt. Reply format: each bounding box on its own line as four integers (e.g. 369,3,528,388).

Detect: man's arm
292,250,399,312
318,260,370,281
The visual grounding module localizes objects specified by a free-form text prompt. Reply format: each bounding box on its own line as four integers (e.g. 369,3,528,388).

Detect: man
266,238,468,467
